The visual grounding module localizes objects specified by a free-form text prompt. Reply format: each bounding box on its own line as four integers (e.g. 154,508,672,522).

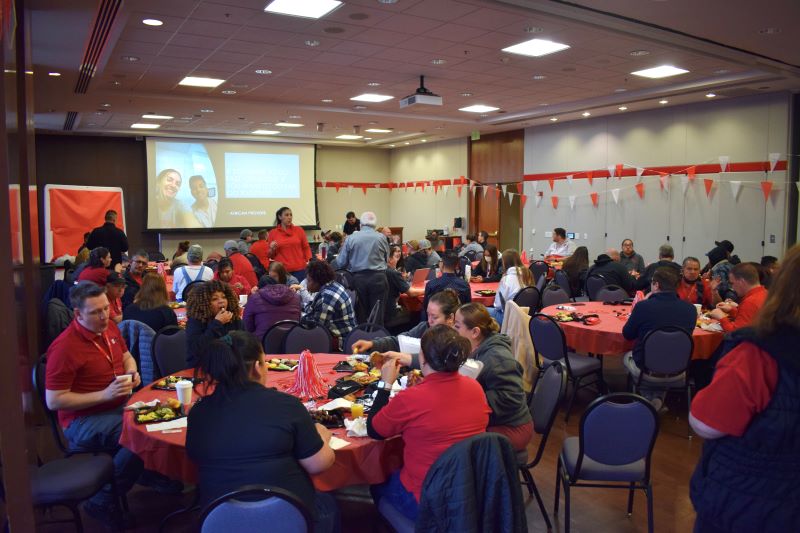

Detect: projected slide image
225,153,300,199
152,142,219,229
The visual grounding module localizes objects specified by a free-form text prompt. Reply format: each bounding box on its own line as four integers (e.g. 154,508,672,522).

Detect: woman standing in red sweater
268,206,311,283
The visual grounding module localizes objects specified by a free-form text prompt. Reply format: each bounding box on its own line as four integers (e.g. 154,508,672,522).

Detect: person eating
185,279,242,367
215,257,254,296
709,263,768,332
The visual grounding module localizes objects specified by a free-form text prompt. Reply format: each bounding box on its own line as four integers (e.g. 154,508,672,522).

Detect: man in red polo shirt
677,256,716,310
709,263,767,332
46,281,143,524
223,240,258,288
121,249,149,309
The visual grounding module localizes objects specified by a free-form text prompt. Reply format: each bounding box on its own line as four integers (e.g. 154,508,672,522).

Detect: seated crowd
43,210,796,531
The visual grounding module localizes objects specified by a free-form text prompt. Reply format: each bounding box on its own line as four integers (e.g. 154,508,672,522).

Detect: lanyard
90,333,115,373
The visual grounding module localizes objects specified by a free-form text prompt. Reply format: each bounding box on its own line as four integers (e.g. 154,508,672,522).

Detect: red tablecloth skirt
119,354,404,491
399,281,499,312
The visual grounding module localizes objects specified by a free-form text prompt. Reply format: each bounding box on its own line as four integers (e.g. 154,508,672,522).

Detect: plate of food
267,358,299,371
168,302,186,309
309,409,345,428
133,400,184,424
342,370,381,386
475,289,496,297
152,376,204,390
552,311,574,322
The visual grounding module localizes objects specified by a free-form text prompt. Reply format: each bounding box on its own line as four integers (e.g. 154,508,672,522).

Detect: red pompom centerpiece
285,350,328,400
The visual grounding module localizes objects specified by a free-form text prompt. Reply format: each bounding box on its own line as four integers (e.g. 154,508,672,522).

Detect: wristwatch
376,380,392,392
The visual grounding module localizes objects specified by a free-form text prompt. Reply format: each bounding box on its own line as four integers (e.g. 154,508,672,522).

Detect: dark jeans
63,406,144,508
353,270,388,325
370,470,419,522
314,491,341,533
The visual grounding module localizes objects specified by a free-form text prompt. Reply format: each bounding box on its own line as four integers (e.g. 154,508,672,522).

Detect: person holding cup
677,256,716,310
185,280,243,368
45,281,143,526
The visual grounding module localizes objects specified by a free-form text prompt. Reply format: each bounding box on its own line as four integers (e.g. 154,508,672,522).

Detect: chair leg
687,385,694,440
530,475,552,530
554,459,562,515
564,380,578,422
68,503,84,533
520,466,534,496
563,479,571,533
645,484,655,533
627,482,635,516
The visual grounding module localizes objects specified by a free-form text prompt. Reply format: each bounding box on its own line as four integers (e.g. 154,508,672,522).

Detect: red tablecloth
399,281,499,312
119,354,404,491
540,303,723,360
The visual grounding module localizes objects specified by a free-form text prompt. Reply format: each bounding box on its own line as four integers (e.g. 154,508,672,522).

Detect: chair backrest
182,280,207,302
512,286,540,314
283,323,334,354
149,250,166,262
32,355,68,454
527,361,568,466
152,326,187,377
553,269,572,298
641,327,694,376
335,270,358,308
541,286,570,307
343,323,390,354
464,249,479,262
529,314,568,366
529,261,549,284
585,274,608,300
200,485,311,533
262,320,299,355
244,253,267,279
576,393,659,479
458,255,471,276
595,285,629,303
535,273,547,293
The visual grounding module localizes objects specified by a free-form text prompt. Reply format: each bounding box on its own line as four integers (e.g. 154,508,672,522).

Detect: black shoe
137,471,184,494
83,500,135,530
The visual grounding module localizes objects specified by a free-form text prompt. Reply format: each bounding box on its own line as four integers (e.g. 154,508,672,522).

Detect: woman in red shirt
268,207,311,283
77,247,112,286
367,324,491,521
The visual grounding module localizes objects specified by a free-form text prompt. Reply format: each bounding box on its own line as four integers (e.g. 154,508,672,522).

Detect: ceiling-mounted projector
400,75,442,108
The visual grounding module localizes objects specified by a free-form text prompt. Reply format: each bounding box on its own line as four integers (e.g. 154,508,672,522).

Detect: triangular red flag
548,178,555,191
334,183,341,192
434,184,439,194
361,185,367,195
687,167,696,181
459,175,466,185
761,181,773,201
586,171,593,186
551,196,559,209
456,185,463,197
520,250,527,264
659,173,668,190
494,187,502,200
635,182,645,199
590,192,599,207
521,194,527,208
615,164,624,178
516,182,524,194
703,178,714,197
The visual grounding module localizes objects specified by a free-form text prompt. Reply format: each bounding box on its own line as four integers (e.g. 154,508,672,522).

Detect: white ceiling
30,0,800,147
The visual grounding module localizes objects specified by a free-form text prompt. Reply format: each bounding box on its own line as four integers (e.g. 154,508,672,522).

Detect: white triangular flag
482,185,489,198
508,193,514,206
769,152,780,171
501,184,508,197
680,175,689,195
566,174,573,186
569,195,576,209
611,189,620,204
718,156,729,173
320,181,327,189
608,165,616,178
730,180,742,201
442,184,450,196
531,181,539,193
470,184,476,196
535,194,543,207
636,167,644,181
347,185,353,195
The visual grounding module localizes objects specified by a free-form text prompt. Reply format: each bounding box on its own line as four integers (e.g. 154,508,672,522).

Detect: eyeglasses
133,260,148,265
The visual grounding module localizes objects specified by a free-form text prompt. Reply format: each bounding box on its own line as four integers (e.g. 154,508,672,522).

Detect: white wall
388,138,470,242
523,92,791,264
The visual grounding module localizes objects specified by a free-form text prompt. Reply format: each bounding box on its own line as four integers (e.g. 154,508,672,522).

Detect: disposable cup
694,304,702,315
351,403,364,418
175,380,193,405
115,374,132,385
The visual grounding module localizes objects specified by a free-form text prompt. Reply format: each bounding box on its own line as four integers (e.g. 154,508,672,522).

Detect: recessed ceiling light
532,75,547,80
631,65,689,78
252,130,279,135
351,93,393,102
264,0,342,19
121,56,139,62
420,139,427,142
659,99,669,104
100,103,111,107
142,18,163,26
614,88,627,93
378,0,398,4
179,76,225,88
618,106,628,111
367,82,381,87
389,144,396,147
131,123,160,129
48,72,61,77
705,93,716,98
336,134,363,140
321,98,333,103
275,122,303,127
353,105,367,110
305,40,321,47
502,38,570,58
221,90,237,95
288,114,302,119
142,114,173,120
459,104,499,113
460,92,473,97
549,117,558,122
629,50,650,56
539,103,549,107
200,108,214,113
111,81,122,86
254,69,272,75
581,112,591,117
430,59,446,65
365,128,392,133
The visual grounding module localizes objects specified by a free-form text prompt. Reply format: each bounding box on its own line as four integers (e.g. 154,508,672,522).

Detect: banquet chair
595,285,629,303
149,250,166,262
512,286,541,315
283,323,334,354
343,323,390,354
632,327,694,438
541,286,570,308
535,273,547,293
529,314,606,421
199,485,312,533
554,269,573,300
585,275,608,301
555,393,659,533
261,320,299,355
458,255,471,276
181,280,206,302
529,261,549,285
335,269,358,310
518,361,568,529
152,326,188,377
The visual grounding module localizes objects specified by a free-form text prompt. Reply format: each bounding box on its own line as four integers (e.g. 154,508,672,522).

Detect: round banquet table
119,354,404,492
539,302,724,360
399,281,499,312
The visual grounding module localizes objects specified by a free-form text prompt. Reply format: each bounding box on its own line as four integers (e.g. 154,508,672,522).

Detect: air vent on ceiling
75,0,123,94
715,87,761,98
63,111,78,131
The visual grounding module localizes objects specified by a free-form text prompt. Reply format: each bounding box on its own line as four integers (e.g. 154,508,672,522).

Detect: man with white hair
333,211,390,324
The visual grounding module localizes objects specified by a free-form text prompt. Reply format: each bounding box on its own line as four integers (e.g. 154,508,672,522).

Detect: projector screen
145,138,317,230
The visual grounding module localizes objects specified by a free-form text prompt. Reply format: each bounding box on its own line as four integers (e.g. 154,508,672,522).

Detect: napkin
318,398,353,411
125,400,159,411
398,335,421,355
344,416,368,437
700,321,724,332
145,417,188,432
329,436,351,450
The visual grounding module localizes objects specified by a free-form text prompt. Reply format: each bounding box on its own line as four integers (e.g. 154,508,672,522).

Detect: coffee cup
175,380,193,405
115,374,132,385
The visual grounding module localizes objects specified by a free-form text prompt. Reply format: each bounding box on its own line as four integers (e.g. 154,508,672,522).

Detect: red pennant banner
494,187,501,200
548,178,555,191
703,178,714,197
456,185,463,197
516,182,523,194
521,194,528,208
551,196,559,209
586,171,593,186
459,175,466,185
635,182,644,199
590,192,599,207
761,181,773,201
687,167,696,181
334,183,341,192
434,185,439,194
361,186,367,195
615,164,624,178
659,173,668,190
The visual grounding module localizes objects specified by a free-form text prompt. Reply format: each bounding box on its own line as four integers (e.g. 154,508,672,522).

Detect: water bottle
464,263,472,282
